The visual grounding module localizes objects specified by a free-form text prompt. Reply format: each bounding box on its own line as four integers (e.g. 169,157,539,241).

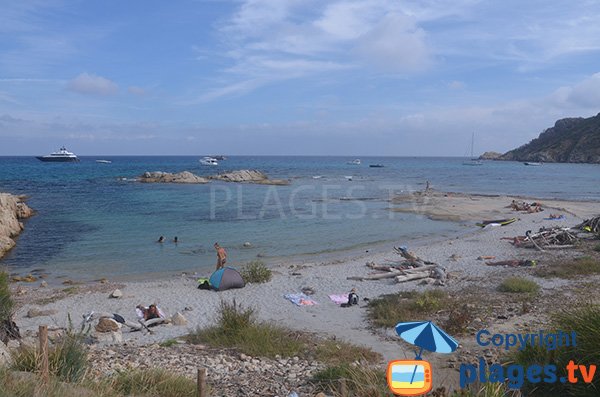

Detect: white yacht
36,147,79,162
199,156,219,166
347,159,361,165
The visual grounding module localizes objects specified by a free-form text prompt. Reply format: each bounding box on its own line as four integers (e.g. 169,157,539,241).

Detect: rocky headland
482,112,600,163
139,169,289,186
0,193,34,259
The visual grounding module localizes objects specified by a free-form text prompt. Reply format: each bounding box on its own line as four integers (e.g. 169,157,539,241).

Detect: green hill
500,113,600,163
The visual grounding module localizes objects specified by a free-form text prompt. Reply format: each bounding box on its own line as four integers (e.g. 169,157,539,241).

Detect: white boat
344,175,353,181
524,162,542,166
199,156,218,166
36,147,79,162
462,133,483,166
347,159,361,165
96,159,112,164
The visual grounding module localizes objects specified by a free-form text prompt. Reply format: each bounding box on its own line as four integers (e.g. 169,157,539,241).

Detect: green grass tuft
0,271,14,322
110,368,197,397
367,290,448,328
186,299,381,365
312,364,389,397
534,256,600,278
497,277,540,293
240,260,272,284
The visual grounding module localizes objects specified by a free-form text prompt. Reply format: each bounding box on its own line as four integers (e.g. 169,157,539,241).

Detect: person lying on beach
214,242,227,270
135,304,166,327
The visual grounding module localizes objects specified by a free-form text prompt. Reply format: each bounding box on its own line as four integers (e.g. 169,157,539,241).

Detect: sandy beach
8,190,599,392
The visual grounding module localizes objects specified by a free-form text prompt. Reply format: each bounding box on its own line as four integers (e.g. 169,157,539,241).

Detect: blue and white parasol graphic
395,321,459,384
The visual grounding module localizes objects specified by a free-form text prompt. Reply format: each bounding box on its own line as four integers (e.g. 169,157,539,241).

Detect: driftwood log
349,248,446,284
510,227,579,251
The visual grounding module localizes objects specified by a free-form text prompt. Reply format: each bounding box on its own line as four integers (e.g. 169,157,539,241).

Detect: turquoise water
1,156,598,280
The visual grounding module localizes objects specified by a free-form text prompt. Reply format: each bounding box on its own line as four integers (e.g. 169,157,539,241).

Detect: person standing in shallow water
157,236,164,243
214,242,227,271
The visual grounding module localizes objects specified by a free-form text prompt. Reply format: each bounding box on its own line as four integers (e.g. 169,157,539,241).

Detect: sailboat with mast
462,133,483,166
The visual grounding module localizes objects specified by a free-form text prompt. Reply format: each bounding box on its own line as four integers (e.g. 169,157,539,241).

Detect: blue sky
1,0,600,155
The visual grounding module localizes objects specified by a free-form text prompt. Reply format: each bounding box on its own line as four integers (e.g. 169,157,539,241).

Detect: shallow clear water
1,156,598,279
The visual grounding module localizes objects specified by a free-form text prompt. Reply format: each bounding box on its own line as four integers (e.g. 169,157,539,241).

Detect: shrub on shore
11,329,89,383
509,304,600,396
497,277,540,294
240,260,272,284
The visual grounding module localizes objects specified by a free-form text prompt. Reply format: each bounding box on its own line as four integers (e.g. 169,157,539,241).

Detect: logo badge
387,359,433,396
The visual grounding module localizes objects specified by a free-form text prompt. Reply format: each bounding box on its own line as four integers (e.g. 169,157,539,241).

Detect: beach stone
171,312,188,326
39,281,48,288
26,308,58,318
109,289,123,299
93,330,123,344
96,318,120,333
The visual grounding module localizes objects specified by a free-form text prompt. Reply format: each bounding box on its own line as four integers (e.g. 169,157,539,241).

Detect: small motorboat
344,175,353,181
199,156,218,166
312,175,323,179
96,159,112,164
347,159,361,165
369,164,384,168
524,162,542,166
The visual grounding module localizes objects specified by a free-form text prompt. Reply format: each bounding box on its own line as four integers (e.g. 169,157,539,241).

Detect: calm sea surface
1,156,598,280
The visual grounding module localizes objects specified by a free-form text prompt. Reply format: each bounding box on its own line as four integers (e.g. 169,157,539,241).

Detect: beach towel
328,294,349,305
284,293,318,306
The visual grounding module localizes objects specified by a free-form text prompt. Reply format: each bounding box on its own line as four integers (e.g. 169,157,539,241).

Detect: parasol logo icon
388,321,459,396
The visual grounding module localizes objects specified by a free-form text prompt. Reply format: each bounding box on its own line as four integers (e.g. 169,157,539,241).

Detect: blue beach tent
209,267,245,291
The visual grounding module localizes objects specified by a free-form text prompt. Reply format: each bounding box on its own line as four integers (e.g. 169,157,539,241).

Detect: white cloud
550,73,600,108
67,73,118,96
128,86,147,96
447,80,465,90
355,13,430,73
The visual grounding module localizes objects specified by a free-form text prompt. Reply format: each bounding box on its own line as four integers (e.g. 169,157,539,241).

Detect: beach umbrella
395,321,459,384
396,321,458,358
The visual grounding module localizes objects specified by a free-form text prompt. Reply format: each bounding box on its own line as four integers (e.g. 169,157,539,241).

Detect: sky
1,0,600,156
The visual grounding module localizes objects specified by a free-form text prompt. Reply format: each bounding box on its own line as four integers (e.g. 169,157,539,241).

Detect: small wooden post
197,367,207,397
340,378,349,397
39,325,49,385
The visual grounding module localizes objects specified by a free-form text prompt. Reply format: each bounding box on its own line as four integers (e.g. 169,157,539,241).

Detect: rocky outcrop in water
496,113,600,163
139,171,209,184
209,170,289,185
0,193,34,259
478,151,503,160
139,170,289,186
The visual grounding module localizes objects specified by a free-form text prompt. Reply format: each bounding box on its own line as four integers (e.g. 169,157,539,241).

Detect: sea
1,156,599,281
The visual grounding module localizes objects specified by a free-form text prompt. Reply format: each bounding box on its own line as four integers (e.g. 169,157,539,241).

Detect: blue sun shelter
209,267,245,291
